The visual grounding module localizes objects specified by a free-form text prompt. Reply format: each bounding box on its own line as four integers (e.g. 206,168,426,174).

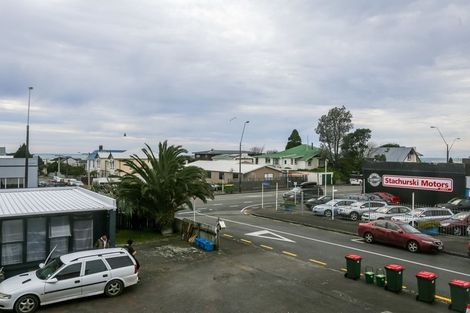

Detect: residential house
367,147,422,163
87,146,125,178
188,160,283,184
255,144,322,170
194,149,251,161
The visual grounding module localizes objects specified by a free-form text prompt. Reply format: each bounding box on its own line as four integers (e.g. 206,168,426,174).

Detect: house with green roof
255,144,323,170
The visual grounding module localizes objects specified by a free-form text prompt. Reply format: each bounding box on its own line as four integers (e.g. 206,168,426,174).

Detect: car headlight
421,240,434,245
0,293,11,299
440,223,449,227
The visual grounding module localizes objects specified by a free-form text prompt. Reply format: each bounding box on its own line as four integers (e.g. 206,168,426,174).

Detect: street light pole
239,120,249,193
430,126,460,163
24,87,33,188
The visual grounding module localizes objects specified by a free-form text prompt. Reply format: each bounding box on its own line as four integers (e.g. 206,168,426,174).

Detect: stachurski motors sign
381,174,453,192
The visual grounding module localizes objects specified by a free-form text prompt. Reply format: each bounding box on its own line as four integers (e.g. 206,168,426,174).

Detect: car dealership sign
382,174,453,192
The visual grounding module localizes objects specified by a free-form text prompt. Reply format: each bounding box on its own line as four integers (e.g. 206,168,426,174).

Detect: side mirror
46,278,58,284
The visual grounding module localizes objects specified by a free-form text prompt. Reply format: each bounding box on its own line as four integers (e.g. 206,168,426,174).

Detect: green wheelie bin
448,280,470,313
416,271,437,303
384,264,404,293
344,254,362,280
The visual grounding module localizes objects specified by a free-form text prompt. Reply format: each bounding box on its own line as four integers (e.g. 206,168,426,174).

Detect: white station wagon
0,248,139,313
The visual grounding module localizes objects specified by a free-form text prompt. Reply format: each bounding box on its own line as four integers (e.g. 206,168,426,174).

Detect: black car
436,198,470,213
305,195,333,209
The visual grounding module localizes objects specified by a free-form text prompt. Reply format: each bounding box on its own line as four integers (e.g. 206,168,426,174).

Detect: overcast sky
1,1,469,158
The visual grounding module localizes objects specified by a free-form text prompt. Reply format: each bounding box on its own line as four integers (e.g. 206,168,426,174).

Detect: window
27,217,47,262
1,220,24,265
50,216,71,258
386,222,400,231
105,256,134,269
284,160,287,165
6,178,23,189
399,207,410,214
264,173,273,181
219,172,224,180
374,220,387,228
55,263,82,280
85,259,108,275
273,159,279,165
266,158,271,164
206,171,211,178
233,173,239,179
109,160,115,170
308,160,312,166
73,219,93,251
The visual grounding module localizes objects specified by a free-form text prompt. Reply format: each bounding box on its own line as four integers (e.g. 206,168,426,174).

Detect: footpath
249,206,470,258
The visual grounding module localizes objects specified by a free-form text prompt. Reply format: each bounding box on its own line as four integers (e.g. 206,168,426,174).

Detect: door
385,222,406,247
43,262,83,303
81,259,111,296
372,220,388,242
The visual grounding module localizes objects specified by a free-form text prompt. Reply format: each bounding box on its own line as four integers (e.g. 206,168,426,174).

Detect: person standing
124,239,140,270
95,234,109,249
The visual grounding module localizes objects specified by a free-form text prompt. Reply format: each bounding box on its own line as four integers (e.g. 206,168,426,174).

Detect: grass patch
116,229,164,245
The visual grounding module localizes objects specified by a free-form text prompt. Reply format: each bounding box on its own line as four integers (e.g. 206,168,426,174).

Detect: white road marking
351,238,365,244
229,205,239,208
243,201,254,204
198,213,470,278
212,203,223,206
245,230,295,243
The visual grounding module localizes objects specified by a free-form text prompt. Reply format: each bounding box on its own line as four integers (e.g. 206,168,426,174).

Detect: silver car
337,201,388,221
361,205,411,221
312,199,357,217
391,207,454,224
0,248,139,313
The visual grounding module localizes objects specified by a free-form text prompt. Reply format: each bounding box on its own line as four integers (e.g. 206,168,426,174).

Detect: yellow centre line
282,251,297,257
340,268,347,272
260,244,273,250
240,239,252,244
435,295,451,303
309,259,327,266
223,234,233,238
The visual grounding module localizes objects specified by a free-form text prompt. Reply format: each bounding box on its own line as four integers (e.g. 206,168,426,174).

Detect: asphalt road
179,187,470,301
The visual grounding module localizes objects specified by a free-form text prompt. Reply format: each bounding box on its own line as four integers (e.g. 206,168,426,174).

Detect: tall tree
285,129,302,150
117,141,214,229
315,106,353,165
13,143,32,158
341,128,372,159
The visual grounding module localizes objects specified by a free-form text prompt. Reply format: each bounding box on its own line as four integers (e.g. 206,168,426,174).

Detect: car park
357,220,443,253
305,195,333,209
435,197,470,213
312,199,357,217
361,205,411,221
337,201,388,221
391,207,454,225
439,211,470,236
0,248,139,313
373,192,400,204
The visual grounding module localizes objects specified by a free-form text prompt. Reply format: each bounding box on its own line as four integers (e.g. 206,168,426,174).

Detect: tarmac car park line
199,212,470,278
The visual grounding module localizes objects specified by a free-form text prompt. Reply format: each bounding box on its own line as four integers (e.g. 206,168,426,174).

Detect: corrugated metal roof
187,160,282,174
0,187,116,218
367,147,421,162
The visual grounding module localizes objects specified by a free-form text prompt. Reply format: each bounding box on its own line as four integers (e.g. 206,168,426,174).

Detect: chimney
99,145,103,151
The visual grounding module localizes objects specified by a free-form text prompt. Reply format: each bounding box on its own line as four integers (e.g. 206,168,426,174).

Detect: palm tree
117,141,213,229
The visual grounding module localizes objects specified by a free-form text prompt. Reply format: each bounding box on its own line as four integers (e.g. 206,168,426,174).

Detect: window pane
85,259,108,275
56,263,82,280
50,237,69,258
73,220,93,251
105,256,134,269
2,220,24,242
1,243,23,265
50,216,71,238
27,217,47,262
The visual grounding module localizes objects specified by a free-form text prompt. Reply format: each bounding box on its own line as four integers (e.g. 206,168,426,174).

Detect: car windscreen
36,258,64,280
452,212,470,220
449,198,462,205
400,224,421,234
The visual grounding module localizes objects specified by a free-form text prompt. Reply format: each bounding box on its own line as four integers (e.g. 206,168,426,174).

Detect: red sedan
358,220,443,253
373,192,400,204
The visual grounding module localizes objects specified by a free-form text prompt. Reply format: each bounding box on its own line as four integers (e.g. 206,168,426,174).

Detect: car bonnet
0,270,40,294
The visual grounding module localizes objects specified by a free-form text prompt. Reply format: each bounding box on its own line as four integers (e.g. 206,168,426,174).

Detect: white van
0,248,139,313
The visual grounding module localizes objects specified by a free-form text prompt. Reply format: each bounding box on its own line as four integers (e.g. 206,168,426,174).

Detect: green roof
262,144,321,161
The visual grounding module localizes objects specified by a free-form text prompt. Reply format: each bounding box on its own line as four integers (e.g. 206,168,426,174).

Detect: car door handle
74,280,80,284
103,274,108,278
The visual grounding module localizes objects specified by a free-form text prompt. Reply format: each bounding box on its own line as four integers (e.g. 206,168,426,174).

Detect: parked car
361,205,411,221
373,192,401,204
337,201,388,221
391,207,454,225
349,178,362,185
305,195,333,209
312,199,357,217
283,187,321,202
435,197,470,213
345,193,383,201
0,248,139,313
468,241,470,257
358,220,443,253
439,211,470,236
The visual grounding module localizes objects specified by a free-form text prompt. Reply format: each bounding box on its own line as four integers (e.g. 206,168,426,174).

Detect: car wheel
364,232,374,243
453,227,462,236
14,295,39,313
407,240,419,253
105,279,124,297
324,210,332,217
350,212,359,221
